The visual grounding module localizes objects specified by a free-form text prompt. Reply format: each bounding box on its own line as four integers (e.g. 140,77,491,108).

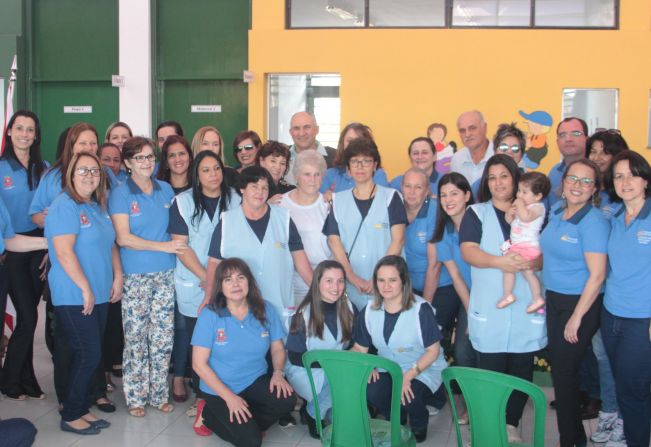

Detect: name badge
396,346,414,353
637,230,651,245
274,241,287,249
560,234,578,244
374,222,389,230
260,331,269,338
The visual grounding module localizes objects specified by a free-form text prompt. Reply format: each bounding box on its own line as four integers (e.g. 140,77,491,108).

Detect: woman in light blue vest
459,154,546,443
323,137,407,311
168,151,239,404
352,255,446,444
204,166,313,327
285,260,355,439
601,151,651,447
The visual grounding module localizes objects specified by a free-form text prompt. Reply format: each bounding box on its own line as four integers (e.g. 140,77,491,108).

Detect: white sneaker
427,405,440,416
506,424,523,443
591,411,618,443
604,418,626,447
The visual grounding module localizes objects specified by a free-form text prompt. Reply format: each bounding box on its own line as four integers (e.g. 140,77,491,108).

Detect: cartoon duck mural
518,110,553,170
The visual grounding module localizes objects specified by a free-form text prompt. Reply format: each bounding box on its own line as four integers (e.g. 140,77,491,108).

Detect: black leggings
202,374,296,447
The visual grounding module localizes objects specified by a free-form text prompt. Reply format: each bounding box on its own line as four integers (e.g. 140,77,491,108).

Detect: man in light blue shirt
547,117,588,205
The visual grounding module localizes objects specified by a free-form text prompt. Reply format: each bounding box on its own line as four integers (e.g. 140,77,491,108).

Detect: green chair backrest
302,350,405,447
442,366,546,447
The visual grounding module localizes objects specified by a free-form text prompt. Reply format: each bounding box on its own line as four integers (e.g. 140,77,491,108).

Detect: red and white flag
1,55,17,157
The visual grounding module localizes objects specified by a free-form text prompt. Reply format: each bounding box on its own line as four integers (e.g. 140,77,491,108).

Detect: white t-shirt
510,202,545,246
279,192,332,301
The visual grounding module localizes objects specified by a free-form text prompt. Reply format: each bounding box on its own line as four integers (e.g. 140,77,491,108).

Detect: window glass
452,0,531,26
562,89,618,134
290,0,365,28
369,0,445,27
535,0,616,27
267,74,341,149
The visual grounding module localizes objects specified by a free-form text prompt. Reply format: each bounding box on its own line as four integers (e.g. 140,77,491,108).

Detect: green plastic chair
302,349,416,447
442,366,546,447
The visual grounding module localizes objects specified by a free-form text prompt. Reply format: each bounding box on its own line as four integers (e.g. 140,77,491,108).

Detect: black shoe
278,413,297,427
60,420,100,435
580,398,601,420
413,428,427,443
300,404,320,439
95,399,116,413
87,419,111,429
549,399,556,409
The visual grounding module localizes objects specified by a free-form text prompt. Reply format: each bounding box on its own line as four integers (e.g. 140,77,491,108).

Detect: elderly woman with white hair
279,150,332,303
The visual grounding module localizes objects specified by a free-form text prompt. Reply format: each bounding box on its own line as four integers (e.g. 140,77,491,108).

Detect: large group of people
0,107,649,447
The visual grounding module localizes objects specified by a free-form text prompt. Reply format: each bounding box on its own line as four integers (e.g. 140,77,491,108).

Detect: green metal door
28,0,118,162
154,0,249,166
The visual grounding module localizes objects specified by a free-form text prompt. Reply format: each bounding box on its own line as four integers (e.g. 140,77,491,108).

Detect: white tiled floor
0,304,604,446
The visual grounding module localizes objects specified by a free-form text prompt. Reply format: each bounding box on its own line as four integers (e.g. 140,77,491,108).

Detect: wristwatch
411,362,422,375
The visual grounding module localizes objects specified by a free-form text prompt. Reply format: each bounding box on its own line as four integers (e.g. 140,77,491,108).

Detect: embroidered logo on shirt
216,328,227,345
374,222,389,229
637,230,651,245
130,201,141,216
3,176,14,190
396,346,414,353
260,330,269,338
417,231,427,243
560,235,578,244
274,241,287,249
79,213,91,228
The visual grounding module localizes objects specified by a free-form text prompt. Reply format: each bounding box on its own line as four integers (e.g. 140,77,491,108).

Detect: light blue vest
221,205,295,326
285,303,351,401
365,297,447,393
467,202,547,353
332,185,397,310
174,190,239,317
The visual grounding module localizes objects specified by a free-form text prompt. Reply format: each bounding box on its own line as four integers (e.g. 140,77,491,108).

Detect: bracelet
411,362,422,375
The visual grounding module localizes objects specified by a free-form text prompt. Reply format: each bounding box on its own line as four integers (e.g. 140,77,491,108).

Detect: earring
561,192,566,199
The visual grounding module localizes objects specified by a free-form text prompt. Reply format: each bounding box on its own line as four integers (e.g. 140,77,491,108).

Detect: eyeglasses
564,175,595,187
235,144,255,153
558,130,585,139
497,144,521,153
349,158,374,168
75,167,101,177
132,154,156,163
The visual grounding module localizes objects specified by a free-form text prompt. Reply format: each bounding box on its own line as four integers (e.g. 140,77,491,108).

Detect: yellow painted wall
249,0,651,178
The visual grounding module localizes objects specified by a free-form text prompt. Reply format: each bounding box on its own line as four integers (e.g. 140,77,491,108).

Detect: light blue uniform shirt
540,202,609,295
320,167,389,193
436,222,472,289
390,170,441,197
605,199,651,318
598,190,621,220
192,301,284,395
106,167,128,188
29,166,63,216
108,178,175,274
0,158,48,232
465,202,547,353
405,197,451,291
45,193,116,306
0,196,16,253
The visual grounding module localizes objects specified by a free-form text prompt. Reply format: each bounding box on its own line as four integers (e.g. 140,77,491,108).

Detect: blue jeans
592,330,618,414
601,309,651,447
55,303,107,421
431,285,477,368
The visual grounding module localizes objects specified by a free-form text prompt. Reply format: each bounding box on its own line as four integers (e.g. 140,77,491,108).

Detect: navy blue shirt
168,194,221,236
322,192,407,236
353,303,442,348
459,205,511,244
208,207,303,259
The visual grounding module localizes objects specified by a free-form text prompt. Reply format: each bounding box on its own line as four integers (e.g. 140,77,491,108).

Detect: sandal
5,392,27,401
155,402,174,413
128,407,146,417
193,399,212,436
186,400,198,417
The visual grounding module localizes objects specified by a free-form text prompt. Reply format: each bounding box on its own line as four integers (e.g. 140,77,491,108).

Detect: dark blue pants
0,418,37,447
431,285,478,368
172,303,190,377
366,372,434,432
601,309,651,447
55,302,107,422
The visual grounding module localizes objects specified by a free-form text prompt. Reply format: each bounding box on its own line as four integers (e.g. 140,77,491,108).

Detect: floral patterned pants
121,269,174,408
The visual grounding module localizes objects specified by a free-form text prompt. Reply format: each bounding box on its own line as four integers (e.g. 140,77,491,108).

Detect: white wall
118,0,151,137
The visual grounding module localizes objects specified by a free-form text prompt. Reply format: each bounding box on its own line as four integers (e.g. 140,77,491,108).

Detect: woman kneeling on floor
192,258,296,446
